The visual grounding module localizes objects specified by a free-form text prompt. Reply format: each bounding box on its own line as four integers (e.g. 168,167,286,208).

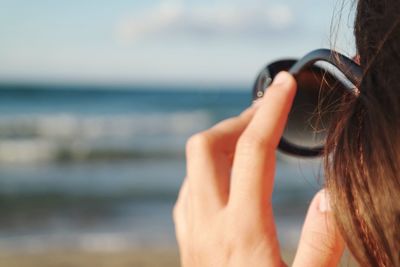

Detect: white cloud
115,1,295,44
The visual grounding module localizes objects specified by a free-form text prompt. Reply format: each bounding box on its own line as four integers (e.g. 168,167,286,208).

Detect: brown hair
325,0,400,266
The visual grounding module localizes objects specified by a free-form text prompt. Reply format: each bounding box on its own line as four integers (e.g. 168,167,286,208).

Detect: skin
173,71,345,267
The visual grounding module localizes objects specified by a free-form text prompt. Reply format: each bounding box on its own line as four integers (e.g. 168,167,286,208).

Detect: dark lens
253,61,347,156
283,66,345,150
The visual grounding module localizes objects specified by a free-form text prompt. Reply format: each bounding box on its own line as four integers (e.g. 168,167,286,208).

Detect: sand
0,248,358,267
0,249,180,267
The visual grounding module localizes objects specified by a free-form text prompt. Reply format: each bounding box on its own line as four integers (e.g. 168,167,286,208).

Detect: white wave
79,233,132,252
0,233,135,253
0,111,213,163
0,139,57,164
0,111,212,139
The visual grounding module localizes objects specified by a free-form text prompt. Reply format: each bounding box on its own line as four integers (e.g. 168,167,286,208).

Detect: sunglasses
252,49,362,157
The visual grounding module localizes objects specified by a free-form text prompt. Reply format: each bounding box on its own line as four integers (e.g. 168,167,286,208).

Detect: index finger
229,71,297,209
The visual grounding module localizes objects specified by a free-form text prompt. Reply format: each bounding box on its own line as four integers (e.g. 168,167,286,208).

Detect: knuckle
186,132,214,155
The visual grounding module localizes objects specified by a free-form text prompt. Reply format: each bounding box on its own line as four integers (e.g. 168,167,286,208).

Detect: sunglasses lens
253,61,346,155
284,66,344,149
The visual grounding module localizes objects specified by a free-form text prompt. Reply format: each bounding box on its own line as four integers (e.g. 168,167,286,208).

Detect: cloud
115,1,295,44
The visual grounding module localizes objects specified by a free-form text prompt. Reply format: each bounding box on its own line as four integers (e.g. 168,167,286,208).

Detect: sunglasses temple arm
288,49,362,92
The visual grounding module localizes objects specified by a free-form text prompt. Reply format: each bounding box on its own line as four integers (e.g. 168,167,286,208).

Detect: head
325,0,400,266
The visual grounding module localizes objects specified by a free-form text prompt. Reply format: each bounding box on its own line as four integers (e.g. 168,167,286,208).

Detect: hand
173,72,344,267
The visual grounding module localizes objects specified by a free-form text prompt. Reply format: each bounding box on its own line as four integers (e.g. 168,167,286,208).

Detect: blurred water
0,84,323,253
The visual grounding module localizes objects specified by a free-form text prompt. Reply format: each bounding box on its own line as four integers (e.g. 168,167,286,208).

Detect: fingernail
272,71,290,86
319,190,332,213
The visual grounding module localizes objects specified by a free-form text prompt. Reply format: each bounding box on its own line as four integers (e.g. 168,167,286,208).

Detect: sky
0,0,356,87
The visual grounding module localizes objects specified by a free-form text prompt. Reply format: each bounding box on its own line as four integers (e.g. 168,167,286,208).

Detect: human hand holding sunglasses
175,62,346,266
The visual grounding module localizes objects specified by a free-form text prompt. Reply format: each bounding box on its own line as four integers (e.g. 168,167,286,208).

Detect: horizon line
0,79,252,91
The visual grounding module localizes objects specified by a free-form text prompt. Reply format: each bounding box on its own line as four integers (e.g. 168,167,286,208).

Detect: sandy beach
0,248,181,267
0,249,295,267
0,248,358,267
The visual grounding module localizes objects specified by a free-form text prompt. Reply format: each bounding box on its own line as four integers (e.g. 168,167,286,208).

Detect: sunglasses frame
252,49,362,157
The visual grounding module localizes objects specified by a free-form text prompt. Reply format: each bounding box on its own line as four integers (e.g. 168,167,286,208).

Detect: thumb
292,189,345,267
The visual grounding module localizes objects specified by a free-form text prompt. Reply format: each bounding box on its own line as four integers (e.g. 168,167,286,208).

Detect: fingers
230,72,297,209
185,105,257,210
292,190,345,267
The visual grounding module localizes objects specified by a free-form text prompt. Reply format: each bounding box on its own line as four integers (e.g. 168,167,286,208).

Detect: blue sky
0,0,355,87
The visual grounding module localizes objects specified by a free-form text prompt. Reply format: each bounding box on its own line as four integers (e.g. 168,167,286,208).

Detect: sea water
0,84,323,253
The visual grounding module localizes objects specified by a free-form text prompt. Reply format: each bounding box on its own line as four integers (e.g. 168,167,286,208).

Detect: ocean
0,84,324,254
